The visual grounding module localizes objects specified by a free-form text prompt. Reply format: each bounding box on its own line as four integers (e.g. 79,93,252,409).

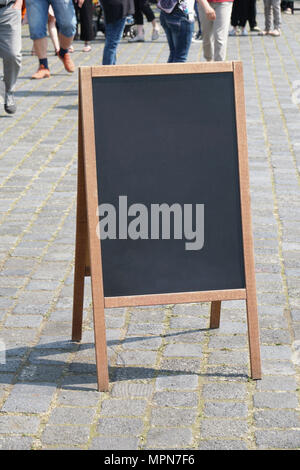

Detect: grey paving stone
0,436,34,450
116,350,157,366
254,409,300,428
198,439,248,450
155,374,198,391
0,415,40,435
127,323,165,336
150,408,198,427
122,336,163,350
2,383,56,413
160,358,202,373
261,345,292,361
48,407,97,425
200,419,249,439
89,436,139,450
97,417,144,436
163,344,203,357
41,424,90,446
19,364,64,383
208,350,248,365
255,376,298,391
255,430,300,449
56,390,102,406
100,399,148,417
153,391,198,408
111,382,154,398
129,308,166,323
4,315,43,328
172,303,209,316
146,428,193,448
253,392,299,409
202,383,247,400
169,317,208,330
204,402,248,418
261,361,295,376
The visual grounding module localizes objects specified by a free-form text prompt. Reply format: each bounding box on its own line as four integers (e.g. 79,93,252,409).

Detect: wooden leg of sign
210,301,221,329
79,67,109,391
71,220,87,341
233,61,262,380
246,293,262,380
90,274,109,391
72,94,87,342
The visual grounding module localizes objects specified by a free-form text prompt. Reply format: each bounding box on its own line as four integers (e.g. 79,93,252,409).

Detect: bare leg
33,37,47,59
58,33,74,50
48,13,60,54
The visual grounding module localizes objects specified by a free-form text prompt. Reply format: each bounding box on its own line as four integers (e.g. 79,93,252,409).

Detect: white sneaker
270,29,281,37
151,29,159,41
241,28,248,36
229,28,238,36
128,34,145,42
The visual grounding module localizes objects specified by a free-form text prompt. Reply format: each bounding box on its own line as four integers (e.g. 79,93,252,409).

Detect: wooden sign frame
72,62,261,392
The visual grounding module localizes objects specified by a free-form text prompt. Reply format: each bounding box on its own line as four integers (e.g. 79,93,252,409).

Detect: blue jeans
160,9,194,63
102,18,126,65
26,0,77,40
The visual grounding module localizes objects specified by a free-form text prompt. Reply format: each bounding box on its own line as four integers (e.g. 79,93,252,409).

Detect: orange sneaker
31,64,50,79
58,52,75,73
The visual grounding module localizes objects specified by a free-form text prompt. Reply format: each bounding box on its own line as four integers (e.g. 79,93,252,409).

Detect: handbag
157,0,179,14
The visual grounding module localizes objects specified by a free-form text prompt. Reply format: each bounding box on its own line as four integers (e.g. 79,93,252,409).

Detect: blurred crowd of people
0,0,296,114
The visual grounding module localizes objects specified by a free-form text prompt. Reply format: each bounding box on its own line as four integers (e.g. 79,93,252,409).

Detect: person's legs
50,0,77,48
48,10,60,54
249,0,259,30
141,0,155,22
0,4,22,113
102,17,126,65
263,0,272,31
140,0,159,38
50,0,77,71
230,0,239,27
160,11,175,62
213,1,233,61
26,0,51,78
171,15,193,62
160,10,193,63
198,3,214,61
130,0,145,41
271,0,281,30
78,0,94,50
194,1,202,38
239,0,249,28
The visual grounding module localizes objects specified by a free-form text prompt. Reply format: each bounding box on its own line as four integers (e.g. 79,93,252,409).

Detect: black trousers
231,0,257,29
133,0,155,25
74,0,95,41
281,1,294,10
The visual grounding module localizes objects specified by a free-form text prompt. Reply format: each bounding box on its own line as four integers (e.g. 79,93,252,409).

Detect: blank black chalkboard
92,72,245,297
72,63,261,390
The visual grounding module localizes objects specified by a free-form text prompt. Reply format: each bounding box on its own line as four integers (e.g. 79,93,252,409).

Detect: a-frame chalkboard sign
72,62,261,392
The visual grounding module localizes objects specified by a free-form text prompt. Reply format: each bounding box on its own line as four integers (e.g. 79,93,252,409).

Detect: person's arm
13,0,23,10
197,0,216,20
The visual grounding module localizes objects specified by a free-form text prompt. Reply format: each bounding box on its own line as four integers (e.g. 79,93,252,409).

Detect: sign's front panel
92,72,245,297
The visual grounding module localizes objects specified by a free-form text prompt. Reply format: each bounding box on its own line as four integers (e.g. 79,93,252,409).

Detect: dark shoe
4,92,16,114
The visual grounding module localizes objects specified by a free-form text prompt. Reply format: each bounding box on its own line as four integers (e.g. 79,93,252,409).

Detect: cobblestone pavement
0,5,299,450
